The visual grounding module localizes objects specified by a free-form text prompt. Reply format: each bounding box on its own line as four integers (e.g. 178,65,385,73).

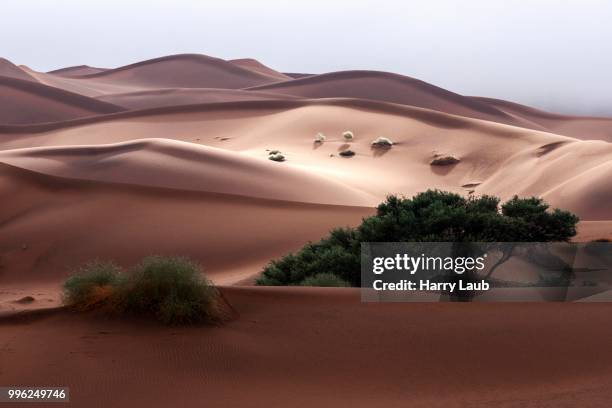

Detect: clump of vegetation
119,256,223,325
371,137,393,148
63,256,232,325
339,149,355,157
301,273,351,287
431,155,460,166
63,260,125,310
343,131,354,141
268,150,281,155
256,190,579,287
269,153,286,162
314,133,326,143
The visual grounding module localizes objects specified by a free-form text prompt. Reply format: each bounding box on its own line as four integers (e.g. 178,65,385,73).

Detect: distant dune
248,70,531,126
0,76,124,124
229,58,292,81
47,64,109,77
473,96,612,142
76,54,287,89
96,88,299,110
0,58,37,82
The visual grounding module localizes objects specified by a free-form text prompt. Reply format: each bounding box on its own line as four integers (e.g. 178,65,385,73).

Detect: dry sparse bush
269,153,286,162
371,137,393,148
342,131,354,141
430,155,460,166
314,133,326,143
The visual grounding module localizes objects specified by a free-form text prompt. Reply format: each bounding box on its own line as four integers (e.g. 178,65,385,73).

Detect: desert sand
0,53,611,407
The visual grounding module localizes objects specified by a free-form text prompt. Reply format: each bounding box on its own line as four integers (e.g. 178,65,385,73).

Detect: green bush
301,273,351,287
257,190,579,287
120,256,221,325
63,256,229,325
63,260,124,309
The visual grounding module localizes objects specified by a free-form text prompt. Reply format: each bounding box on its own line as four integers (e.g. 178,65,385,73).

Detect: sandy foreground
0,54,611,407
2,288,612,408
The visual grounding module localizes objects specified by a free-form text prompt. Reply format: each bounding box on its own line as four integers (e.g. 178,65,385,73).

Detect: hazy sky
2,0,612,115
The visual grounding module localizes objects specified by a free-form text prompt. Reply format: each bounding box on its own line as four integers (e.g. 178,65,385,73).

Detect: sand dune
96,88,299,109
474,96,612,142
476,139,612,219
21,54,288,98
3,288,612,407
0,138,375,205
0,163,370,284
0,98,608,220
77,54,287,89
229,58,291,81
249,70,612,141
248,70,537,127
0,58,36,82
48,65,109,77
283,72,314,79
0,76,124,124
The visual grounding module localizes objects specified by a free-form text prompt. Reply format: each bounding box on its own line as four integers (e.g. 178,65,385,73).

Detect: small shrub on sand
342,131,354,141
301,273,351,287
430,155,460,166
371,137,393,148
269,153,286,162
314,133,326,143
63,256,231,325
268,150,281,155
339,149,355,157
120,256,223,325
63,260,124,310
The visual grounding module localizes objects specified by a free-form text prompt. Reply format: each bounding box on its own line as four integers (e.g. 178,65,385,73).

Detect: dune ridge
75,54,288,88
0,76,125,124
0,58,37,82
0,162,370,284
47,65,109,76
0,138,376,206
229,58,292,81
95,87,300,110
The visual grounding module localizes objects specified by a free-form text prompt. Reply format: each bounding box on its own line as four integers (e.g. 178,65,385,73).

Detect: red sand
2,288,612,407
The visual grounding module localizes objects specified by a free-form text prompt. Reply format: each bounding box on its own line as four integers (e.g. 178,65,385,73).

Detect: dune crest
48,65,109,77
0,138,376,206
229,58,291,81
0,58,37,82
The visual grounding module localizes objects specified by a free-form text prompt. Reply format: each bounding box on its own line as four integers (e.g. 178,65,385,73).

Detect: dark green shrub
62,260,124,309
119,256,221,325
301,273,351,287
257,190,579,287
63,256,230,325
